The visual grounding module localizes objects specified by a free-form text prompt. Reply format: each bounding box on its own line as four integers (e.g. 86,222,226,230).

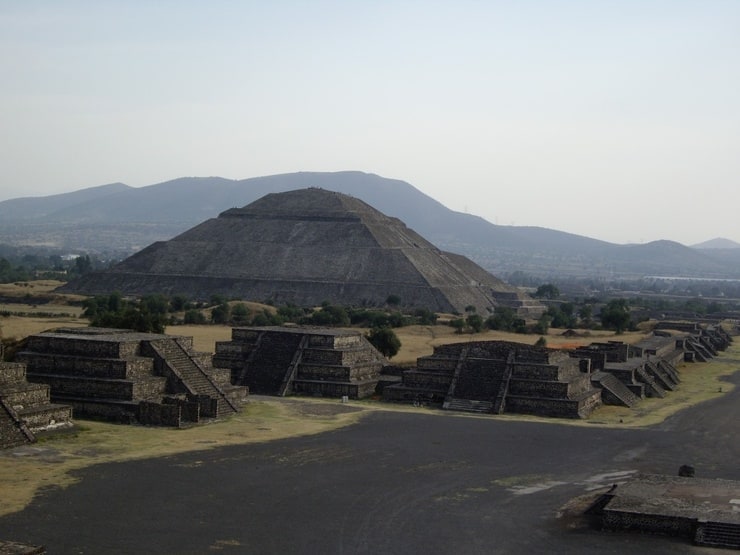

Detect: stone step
0,363,27,383
16,403,73,433
443,398,493,413
695,521,740,548
592,371,640,408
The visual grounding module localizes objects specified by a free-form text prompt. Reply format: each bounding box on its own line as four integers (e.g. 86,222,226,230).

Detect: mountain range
1,171,739,280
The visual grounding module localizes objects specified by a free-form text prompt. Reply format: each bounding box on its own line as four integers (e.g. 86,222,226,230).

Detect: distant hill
692,237,740,249
1,171,739,280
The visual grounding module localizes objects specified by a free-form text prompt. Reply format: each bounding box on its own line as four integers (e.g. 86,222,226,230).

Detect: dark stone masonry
0,345,73,449
14,328,247,427
383,323,732,419
383,340,603,418
592,473,740,549
213,326,387,399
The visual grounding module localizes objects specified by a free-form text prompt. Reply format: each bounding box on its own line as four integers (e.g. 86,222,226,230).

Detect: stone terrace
383,340,602,419
213,326,387,399
0,341,73,449
595,474,740,549
15,328,246,427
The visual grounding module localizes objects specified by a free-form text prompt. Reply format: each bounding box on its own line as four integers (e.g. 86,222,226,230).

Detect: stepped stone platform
14,328,246,427
213,326,387,399
383,340,602,419
0,342,73,449
593,473,740,549
572,336,686,406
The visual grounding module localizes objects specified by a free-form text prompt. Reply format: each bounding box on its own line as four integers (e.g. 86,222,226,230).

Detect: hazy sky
2,1,739,245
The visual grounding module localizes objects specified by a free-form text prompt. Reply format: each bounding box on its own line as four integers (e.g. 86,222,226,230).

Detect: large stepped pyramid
15,328,246,426
59,188,545,317
213,326,387,399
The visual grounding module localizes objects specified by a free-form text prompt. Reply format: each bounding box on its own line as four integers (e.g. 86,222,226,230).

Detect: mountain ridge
1,171,738,279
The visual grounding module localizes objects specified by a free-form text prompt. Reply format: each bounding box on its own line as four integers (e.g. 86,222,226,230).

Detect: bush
366,327,401,359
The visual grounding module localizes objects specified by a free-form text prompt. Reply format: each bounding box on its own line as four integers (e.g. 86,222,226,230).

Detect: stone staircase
443,398,493,413
635,366,666,398
148,339,241,418
0,362,73,435
277,335,309,397
492,352,514,414
0,398,35,449
695,521,740,549
591,371,641,408
442,346,469,410
645,361,676,391
242,331,305,394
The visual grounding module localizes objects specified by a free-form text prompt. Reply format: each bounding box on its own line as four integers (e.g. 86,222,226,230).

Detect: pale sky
1,1,739,245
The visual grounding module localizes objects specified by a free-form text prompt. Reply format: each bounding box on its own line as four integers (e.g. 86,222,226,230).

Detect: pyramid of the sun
61,188,544,316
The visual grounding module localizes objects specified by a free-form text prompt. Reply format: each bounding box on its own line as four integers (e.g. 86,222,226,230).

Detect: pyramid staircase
635,366,666,398
590,371,641,408
694,521,740,549
147,338,243,418
644,361,677,391
277,335,309,397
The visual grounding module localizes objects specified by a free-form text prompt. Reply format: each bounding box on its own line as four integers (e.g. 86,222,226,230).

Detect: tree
385,294,401,307
485,306,516,331
466,313,484,333
211,302,231,324
449,318,466,334
600,299,631,333
532,313,551,335
534,283,560,299
366,327,401,359
184,309,206,324
74,255,92,275
231,303,249,324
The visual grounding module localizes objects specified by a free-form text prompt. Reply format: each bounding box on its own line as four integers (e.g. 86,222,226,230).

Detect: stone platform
596,473,740,549
213,326,387,399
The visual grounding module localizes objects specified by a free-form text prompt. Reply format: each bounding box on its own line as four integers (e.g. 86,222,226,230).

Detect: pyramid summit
61,188,543,316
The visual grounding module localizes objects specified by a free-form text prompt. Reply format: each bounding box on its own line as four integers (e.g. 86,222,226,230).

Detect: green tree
211,302,231,324
534,283,560,299
532,313,551,335
600,299,631,333
74,255,92,275
231,303,249,324
184,309,206,324
485,306,516,331
385,294,401,307
449,318,466,334
466,313,484,333
366,327,401,359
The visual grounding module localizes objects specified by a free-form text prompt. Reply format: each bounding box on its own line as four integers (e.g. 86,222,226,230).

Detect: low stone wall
506,392,601,419
139,401,182,427
508,375,592,399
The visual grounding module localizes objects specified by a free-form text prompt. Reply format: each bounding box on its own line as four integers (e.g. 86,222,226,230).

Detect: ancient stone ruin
383,340,603,418
0,344,73,449
15,328,246,427
589,473,740,549
213,326,387,399
59,188,545,317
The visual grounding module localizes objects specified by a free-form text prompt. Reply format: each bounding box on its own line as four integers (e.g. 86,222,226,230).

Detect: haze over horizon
2,2,739,246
